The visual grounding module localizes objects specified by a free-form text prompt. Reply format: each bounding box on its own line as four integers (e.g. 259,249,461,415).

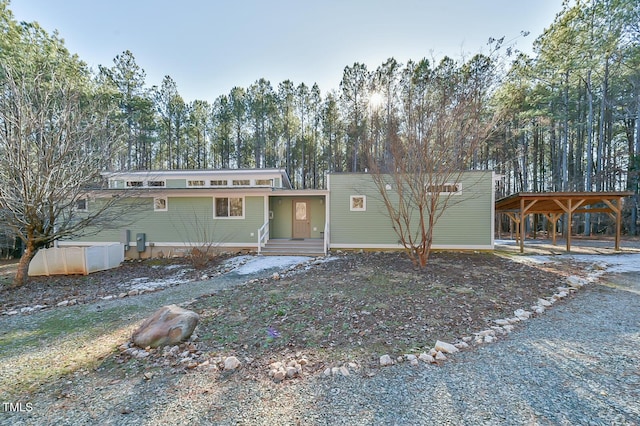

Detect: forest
1,0,639,235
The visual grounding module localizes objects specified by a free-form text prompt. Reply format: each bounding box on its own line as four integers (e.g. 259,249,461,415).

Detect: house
61,168,495,257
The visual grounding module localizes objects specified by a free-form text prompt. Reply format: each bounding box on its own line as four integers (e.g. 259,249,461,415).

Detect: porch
257,192,329,256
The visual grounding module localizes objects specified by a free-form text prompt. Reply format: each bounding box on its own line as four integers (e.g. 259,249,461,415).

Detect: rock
484,335,496,343
405,354,417,362
128,289,139,297
131,304,199,348
5,310,18,316
567,275,586,286
118,293,128,299
339,366,350,376
57,300,70,307
409,358,419,366
533,306,545,314
223,356,241,371
514,309,531,320
454,341,469,349
273,369,286,381
286,366,298,378
434,351,447,361
435,340,459,354
379,354,393,366
323,368,332,377
502,324,514,333
494,319,511,326
537,298,553,307
419,352,434,363
272,272,280,280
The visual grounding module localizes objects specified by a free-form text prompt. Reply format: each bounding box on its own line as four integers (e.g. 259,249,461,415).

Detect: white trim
330,243,494,250
213,196,245,219
57,241,258,248
350,195,367,211
153,197,168,211
426,182,463,195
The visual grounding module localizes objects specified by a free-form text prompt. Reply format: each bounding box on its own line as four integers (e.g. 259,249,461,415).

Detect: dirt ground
1,245,591,379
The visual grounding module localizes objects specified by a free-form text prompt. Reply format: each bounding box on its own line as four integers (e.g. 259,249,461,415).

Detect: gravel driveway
2,257,639,425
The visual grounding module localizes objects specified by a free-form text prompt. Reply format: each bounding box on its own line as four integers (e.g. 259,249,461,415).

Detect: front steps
259,239,325,256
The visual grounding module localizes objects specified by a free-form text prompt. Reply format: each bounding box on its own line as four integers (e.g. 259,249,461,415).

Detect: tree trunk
13,240,38,288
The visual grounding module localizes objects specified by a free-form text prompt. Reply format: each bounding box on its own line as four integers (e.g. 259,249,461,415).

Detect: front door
292,199,310,239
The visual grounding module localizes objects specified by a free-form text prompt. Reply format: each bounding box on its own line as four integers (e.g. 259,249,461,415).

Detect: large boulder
132,304,199,348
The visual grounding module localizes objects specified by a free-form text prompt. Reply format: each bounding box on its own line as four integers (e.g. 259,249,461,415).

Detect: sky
9,0,563,103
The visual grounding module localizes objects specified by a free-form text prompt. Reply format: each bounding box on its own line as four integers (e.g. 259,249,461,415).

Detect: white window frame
154,197,168,211
350,195,366,211
232,179,251,186
214,196,245,219
426,182,463,195
75,198,88,212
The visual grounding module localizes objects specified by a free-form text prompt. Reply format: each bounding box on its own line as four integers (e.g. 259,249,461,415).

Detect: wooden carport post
544,213,563,246
603,197,623,251
552,198,586,252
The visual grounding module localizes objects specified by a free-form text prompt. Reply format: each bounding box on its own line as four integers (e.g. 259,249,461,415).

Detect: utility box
136,233,146,252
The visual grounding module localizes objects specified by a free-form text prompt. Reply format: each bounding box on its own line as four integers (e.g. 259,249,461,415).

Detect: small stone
434,351,447,361
5,310,18,316
462,336,473,342
537,298,553,307
286,366,298,378
494,319,511,326
339,366,350,376
409,358,419,366
299,358,309,366
484,335,496,343
454,341,469,349
435,340,459,354
134,350,150,359
223,356,241,371
102,295,114,301
380,354,393,366
348,362,358,369
323,368,332,377
128,290,139,296
477,329,495,337
269,361,283,371
419,352,434,363
57,300,70,307
429,348,438,356
502,324,514,333
68,299,77,306
514,309,531,320
331,367,341,376
143,372,153,380
533,306,545,314
567,275,586,286
272,272,280,280
118,293,128,299
273,369,286,381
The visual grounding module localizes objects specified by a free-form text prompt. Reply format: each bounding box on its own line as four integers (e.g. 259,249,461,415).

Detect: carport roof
495,191,634,252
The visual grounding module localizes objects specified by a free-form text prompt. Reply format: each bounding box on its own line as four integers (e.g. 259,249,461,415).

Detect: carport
495,191,634,253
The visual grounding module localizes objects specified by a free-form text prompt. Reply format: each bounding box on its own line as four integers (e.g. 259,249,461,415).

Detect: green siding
270,196,325,239
166,179,186,188
328,172,493,247
74,195,265,245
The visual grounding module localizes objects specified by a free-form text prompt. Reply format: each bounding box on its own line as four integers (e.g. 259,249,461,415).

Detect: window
350,195,366,211
210,179,228,186
232,179,250,186
154,197,168,211
148,180,165,187
188,180,205,187
75,198,88,211
215,197,244,218
426,183,462,195
126,181,143,187
255,179,273,186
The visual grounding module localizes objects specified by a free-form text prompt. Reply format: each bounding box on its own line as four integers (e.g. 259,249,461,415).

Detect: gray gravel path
3,263,639,425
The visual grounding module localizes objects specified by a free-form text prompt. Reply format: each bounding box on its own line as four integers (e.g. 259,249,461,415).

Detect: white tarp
28,244,124,276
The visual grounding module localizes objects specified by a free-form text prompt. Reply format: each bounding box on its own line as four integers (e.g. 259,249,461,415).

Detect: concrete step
260,239,325,256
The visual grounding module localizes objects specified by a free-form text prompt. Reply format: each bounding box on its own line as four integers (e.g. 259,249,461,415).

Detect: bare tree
367,56,498,267
0,63,122,287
